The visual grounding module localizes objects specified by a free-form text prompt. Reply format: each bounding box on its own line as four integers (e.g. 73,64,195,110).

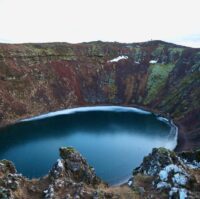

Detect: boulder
58,147,101,185
132,148,198,198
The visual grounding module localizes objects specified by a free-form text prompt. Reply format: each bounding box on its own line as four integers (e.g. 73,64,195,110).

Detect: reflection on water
0,107,176,185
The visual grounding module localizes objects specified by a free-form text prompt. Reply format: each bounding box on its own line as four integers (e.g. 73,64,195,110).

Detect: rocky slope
0,147,200,199
0,40,199,150
130,148,200,198
0,147,116,199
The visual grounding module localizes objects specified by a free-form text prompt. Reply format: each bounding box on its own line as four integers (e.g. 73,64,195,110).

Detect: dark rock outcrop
57,147,101,185
130,148,200,198
0,147,117,199
0,160,21,199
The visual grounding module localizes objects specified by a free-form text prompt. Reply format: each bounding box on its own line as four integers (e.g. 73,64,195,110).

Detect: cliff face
0,40,199,150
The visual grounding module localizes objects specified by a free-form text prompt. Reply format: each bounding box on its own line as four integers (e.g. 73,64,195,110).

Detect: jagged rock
59,147,101,185
0,161,21,192
40,147,117,198
43,184,54,199
178,149,200,169
132,148,198,199
0,146,199,198
0,160,16,176
0,147,117,199
49,159,64,179
179,149,200,162
133,148,183,176
0,186,13,199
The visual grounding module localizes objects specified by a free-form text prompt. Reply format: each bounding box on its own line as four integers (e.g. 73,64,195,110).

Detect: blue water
0,106,177,185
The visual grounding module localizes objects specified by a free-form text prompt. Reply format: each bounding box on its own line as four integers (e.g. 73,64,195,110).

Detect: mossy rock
151,45,164,57
144,63,175,104
152,148,177,161
168,47,184,62
59,147,76,159
0,160,16,174
133,147,181,176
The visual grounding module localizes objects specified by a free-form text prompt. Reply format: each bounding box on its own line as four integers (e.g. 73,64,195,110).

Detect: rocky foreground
0,147,200,199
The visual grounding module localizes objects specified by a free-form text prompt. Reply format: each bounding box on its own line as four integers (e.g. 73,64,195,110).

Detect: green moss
88,44,104,57
59,147,76,159
19,44,78,61
156,147,176,157
151,45,164,57
102,72,117,101
137,96,143,103
166,73,200,117
108,73,117,101
157,147,168,154
134,47,142,62
159,71,199,117
25,44,56,56
192,53,200,71
108,84,117,101
168,47,184,62
0,160,16,174
144,63,175,104
169,47,184,54
66,146,76,152
192,63,200,71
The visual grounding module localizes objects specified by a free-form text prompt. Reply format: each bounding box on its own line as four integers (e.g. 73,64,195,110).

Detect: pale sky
0,0,200,47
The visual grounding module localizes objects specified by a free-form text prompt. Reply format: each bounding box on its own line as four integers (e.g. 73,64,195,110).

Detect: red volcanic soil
0,40,199,151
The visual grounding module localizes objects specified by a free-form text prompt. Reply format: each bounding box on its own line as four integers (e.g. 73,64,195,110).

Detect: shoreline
0,105,197,188
0,104,196,152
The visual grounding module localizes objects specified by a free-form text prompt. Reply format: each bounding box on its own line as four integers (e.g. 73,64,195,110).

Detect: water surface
0,106,177,185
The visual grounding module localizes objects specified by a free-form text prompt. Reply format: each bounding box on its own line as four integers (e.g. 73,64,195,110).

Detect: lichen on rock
58,147,101,185
131,148,200,198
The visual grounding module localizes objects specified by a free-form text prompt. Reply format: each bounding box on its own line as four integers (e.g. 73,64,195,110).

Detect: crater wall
0,40,199,150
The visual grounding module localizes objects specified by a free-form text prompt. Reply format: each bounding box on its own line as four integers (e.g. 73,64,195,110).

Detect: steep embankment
0,40,199,150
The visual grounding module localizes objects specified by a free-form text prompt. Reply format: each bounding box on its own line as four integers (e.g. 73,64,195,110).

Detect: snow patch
165,164,183,173
128,180,132,186
156,182,171,189
57,159,64,169
159,164,184,181
169,187,178,196
44,185,54,199
108,55,128,63
184,160,200,169
149,60,158,64
157,164,189,197
173,173,188,186
179,188,187,199
159,170,168,181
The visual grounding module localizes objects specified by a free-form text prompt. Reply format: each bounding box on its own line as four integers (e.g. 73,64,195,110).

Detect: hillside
0,40,199,150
